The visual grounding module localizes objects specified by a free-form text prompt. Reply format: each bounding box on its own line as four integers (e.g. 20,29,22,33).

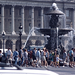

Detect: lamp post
2,32,5,56
19,24,23,49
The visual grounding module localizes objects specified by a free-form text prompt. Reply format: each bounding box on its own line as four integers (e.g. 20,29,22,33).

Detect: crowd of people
0,47,75,68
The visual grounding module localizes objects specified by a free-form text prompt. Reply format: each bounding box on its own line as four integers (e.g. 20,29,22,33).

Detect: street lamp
19,24,23,49
2,32,5,56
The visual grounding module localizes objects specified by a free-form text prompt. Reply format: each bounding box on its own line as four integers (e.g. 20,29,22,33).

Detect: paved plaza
47,66,75,75
20,66,75,75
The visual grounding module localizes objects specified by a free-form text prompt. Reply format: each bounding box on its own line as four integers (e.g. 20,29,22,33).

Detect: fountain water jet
23,27,40,48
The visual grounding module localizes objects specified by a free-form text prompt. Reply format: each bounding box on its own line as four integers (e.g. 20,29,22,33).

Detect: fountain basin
36,28,73,36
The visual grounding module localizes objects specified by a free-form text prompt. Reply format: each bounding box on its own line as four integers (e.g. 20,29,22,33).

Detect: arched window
16,40,21,50
6,40,13,50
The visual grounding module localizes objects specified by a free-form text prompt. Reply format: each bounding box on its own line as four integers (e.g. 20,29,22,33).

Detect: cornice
0,0,51,7
0,0,75,9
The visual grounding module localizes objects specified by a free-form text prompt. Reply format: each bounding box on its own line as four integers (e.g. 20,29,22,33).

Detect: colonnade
1,5,44,35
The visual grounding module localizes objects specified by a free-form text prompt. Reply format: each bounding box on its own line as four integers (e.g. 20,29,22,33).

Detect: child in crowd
50,51,54,66
56,54,62,68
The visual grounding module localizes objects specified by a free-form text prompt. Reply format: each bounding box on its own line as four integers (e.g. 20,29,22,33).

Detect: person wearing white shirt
36,48,41,67
22,49,28,67
63,50,67,67
7,48,13,64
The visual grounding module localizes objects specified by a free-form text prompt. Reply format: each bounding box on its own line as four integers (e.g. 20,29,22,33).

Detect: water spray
23,27,40,49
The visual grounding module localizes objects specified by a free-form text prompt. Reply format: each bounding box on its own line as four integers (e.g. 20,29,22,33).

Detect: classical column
21,6,26,35
31,7,35,35
41,7,44,28
11,6,16,35
63,9,66,28
73,9,75,34
1,5,5,34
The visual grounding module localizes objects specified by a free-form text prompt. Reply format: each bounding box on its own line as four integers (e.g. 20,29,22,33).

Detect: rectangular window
65,10,70,17
19,8,21,16
38,9,41,17
29,23,31,32
0,7,1,14
0,22,1,32
29,9,31,18
10,22,11,32
9,8,11,15
38,24,41,27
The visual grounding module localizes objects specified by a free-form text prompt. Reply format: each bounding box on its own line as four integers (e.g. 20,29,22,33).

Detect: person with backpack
13,49,19,65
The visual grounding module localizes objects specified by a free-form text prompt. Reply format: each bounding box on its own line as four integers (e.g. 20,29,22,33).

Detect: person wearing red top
30,51,33,65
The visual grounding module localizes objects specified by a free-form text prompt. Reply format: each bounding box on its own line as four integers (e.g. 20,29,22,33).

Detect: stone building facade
0,0,75,51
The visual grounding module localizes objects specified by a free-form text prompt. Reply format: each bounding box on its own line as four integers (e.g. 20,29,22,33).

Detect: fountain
23,27,40,48
36,3,73,51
